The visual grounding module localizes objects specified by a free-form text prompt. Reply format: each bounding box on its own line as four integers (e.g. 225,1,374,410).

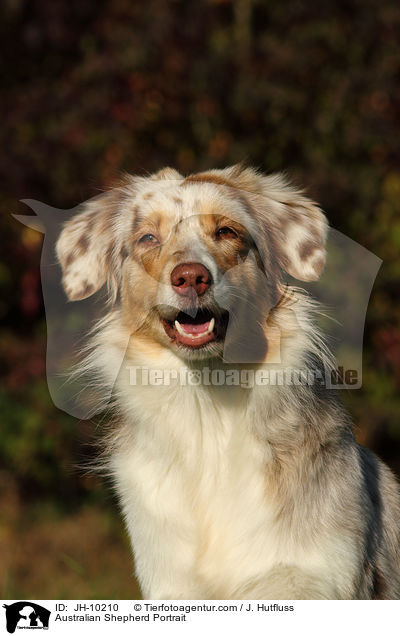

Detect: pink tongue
180,321,211,335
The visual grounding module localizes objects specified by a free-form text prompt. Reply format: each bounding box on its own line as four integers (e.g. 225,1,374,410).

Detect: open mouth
161,309,229,348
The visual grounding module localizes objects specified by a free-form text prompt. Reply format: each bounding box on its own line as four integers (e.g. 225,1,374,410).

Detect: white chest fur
109,351,349,599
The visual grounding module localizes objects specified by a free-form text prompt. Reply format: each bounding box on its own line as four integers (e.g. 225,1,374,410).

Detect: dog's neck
86,286,336,448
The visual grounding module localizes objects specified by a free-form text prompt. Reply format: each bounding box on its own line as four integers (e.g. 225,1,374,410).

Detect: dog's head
56,165,327,361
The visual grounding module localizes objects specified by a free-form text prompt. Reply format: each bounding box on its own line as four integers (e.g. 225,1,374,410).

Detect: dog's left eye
216,226,238,240
139,234,159,245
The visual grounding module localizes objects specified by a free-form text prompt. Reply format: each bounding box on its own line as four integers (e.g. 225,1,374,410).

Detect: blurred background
1,0,400,599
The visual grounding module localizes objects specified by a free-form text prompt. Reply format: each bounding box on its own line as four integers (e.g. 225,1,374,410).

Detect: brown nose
170,262,212,296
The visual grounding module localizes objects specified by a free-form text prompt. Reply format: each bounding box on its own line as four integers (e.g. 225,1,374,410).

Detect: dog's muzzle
160,261,228,349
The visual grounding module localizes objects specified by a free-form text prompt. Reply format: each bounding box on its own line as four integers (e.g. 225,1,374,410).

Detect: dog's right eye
138,234,159,245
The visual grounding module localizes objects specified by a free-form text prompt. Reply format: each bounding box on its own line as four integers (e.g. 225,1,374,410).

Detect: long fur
56,165,400,599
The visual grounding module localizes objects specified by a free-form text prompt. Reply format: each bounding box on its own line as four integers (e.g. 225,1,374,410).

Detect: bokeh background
1,0,400,599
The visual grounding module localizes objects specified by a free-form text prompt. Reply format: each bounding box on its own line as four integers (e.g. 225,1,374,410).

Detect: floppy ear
56,189,123,301
258,172,328,281
209,165,328,282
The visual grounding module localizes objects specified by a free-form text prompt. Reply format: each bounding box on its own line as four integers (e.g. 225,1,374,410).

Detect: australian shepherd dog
56,165,400,599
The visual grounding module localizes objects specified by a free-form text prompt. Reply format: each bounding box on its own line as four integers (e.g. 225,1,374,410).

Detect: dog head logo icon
3,602,50,634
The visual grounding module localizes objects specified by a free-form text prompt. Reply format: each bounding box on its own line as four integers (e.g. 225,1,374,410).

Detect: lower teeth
174,317,215,339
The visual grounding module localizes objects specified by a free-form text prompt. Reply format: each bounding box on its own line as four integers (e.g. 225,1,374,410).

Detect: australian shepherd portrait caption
56,165,400,600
